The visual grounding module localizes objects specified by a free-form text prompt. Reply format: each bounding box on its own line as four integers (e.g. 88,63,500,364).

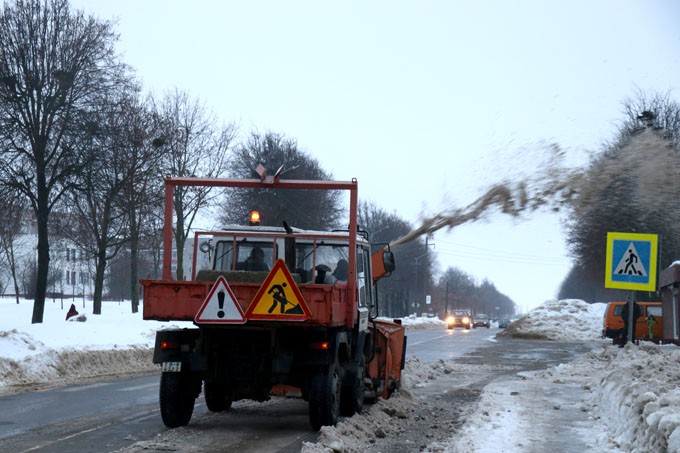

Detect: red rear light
311,341,329,350
161,340,178,350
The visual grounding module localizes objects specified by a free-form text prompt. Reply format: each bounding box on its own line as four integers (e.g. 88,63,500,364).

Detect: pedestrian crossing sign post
605,232,658,291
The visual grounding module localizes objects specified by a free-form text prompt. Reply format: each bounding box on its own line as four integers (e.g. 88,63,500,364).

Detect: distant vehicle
602,301,662,340
498,318,511,328
473,313,490,328
446,310,471,330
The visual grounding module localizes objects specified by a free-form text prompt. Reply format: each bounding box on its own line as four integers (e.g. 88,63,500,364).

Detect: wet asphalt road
0,326,593,452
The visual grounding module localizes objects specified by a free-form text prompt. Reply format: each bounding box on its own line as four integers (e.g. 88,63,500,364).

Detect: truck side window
647,305,662,317
214,241,234,271
357,247,372,308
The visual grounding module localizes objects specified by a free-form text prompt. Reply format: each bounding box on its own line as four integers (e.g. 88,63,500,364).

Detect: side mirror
372,248,395,282
383,251,395,272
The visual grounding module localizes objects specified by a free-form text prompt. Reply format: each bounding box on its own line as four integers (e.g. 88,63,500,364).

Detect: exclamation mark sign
217,290,225,318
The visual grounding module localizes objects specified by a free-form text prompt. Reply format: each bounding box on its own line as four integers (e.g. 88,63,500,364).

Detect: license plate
161,361,182,372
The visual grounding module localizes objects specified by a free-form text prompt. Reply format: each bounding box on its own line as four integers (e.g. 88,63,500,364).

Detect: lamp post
413,235,435,315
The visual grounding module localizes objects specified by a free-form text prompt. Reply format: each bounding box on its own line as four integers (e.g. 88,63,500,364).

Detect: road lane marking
119,383,158,391
408,334,451,346
59,383,111,392
21,421,115,452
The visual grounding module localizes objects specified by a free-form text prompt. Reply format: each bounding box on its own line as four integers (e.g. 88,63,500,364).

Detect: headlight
462,317,470,323
446,316,455,324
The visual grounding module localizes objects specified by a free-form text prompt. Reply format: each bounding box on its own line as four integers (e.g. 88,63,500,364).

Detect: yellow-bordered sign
245,259,312,321
605,232,658,291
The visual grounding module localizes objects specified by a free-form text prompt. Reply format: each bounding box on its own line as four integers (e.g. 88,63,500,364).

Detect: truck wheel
340,364,364,417
309,364,341,431
204,381,232,412
160,371,196,428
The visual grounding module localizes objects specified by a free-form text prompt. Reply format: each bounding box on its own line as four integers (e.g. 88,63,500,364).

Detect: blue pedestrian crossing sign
605,232,658,291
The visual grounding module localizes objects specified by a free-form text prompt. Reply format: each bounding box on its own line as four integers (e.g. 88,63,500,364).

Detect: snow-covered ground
2,297,680,452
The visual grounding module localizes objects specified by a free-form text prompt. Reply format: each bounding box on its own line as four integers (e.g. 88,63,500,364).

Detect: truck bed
141,273,353,326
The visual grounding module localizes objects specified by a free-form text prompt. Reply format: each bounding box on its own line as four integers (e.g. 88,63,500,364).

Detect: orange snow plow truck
142,173,406,431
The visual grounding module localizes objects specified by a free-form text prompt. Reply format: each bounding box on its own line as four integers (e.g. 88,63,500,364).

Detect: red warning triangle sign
195,276,246,324
246,259,312,321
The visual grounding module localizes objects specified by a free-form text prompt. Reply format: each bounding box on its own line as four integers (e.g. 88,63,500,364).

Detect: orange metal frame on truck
156,176,359,320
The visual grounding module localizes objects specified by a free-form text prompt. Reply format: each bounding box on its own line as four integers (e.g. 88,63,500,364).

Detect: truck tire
340,363,364,416
308,364,341,431
204,381,232,412
160,371,196,428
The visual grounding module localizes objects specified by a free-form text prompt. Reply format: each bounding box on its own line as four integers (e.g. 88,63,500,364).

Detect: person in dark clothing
333,259,349,281
245,247,269,271
619,301,642,347
66,303,79,321
315,264,334,284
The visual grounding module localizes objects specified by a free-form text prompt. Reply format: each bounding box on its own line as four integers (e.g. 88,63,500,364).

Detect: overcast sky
71,0,680,312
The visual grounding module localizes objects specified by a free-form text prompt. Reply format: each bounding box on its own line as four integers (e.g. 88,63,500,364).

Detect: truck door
357,247,371,308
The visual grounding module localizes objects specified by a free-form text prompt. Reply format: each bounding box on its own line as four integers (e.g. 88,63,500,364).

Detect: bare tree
138,206,164,280
119,97,166,312
0,187,27,303
62,86,158,314
619,89,680,150
357,201,432,317
154,89,237,280
437,267,477,313
0,0,122,323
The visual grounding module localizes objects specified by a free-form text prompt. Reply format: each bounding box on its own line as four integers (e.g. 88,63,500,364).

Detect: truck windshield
210,235,349,282
213,239,274,271
295,242,349,283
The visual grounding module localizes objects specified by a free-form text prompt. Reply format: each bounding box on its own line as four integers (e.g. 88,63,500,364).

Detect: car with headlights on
473,313,490,328
446,310,472,330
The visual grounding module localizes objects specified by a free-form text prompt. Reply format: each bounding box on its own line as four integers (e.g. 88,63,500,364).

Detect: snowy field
2,298,680,452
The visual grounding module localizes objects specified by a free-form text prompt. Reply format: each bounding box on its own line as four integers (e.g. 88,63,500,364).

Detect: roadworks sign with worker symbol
195,276,247,324
245,259,312,321
605,232,658,291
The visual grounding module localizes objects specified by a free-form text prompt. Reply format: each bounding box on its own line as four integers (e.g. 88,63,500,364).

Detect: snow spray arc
389,128,679,249
390,175,580,248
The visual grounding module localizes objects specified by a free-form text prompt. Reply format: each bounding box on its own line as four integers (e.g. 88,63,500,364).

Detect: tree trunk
129,229,140,313
92,246,106,315
9,245,20,305
32,204,50,324
128,205,140,313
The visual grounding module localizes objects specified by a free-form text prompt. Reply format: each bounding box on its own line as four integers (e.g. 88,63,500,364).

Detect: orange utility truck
142,172,406,431
601,301,663,340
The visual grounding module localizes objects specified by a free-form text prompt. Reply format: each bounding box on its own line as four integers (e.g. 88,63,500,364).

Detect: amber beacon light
249,210,261,225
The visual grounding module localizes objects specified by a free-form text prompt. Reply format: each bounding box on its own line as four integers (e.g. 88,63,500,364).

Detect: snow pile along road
498,298,605,341
0,300,175,393
304,300,680,453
